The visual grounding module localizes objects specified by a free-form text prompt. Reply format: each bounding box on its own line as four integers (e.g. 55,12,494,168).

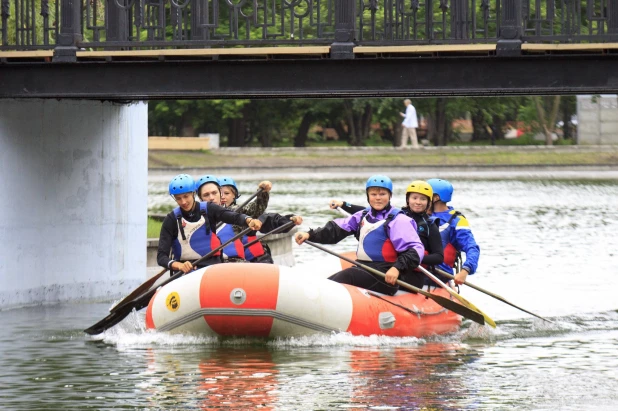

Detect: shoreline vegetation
149,145,618,169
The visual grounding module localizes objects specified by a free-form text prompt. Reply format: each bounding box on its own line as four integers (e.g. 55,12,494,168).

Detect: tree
341,100,375,146
533,96,561,146
292,100,337,147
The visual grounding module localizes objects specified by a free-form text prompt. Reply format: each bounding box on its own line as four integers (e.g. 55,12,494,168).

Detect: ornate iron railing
1,0,617,54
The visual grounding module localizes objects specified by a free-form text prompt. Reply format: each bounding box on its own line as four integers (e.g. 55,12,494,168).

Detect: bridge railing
1,0,617,58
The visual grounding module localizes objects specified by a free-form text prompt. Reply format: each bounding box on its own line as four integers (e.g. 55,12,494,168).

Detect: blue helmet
427,178,453,203
218,176,240,199
366,175,393,193
195,174,220,194
169,174,196,195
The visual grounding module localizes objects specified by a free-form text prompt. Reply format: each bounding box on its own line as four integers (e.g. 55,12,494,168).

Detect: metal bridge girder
2,55,618,99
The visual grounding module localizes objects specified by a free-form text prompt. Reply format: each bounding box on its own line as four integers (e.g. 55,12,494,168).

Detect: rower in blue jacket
427,178,480,285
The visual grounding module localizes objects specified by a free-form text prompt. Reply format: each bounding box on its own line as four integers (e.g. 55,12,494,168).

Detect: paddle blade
84,306,133,335
421,292,485,326
455,294,496,328
416,266,496,328
84,288,156,335
110,269,167,313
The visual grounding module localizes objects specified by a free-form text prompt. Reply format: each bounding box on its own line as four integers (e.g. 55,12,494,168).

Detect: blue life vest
356,207,402,263
243,233,266,261
429,207,480,275
216,223,246,260
171,202,221,261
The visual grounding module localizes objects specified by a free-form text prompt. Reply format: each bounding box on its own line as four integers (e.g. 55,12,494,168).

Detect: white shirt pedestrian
400,99,419,148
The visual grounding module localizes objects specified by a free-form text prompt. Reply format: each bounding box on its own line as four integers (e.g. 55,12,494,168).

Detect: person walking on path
399,99,419,149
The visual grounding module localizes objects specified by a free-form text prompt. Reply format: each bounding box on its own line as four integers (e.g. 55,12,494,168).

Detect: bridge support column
497,0,522,56
106,0,131,44
53,0,82,62
331,0,356,59
609,0,618,34
0,99,148,308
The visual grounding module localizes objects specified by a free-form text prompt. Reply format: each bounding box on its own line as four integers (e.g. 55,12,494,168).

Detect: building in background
577,95,618,145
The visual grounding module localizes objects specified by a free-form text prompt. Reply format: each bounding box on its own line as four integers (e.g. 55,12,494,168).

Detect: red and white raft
145,263,462,338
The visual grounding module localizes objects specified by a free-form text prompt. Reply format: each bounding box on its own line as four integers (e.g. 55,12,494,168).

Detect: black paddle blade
84,270,188,335
84,305,133,335
426,293,485,326
84,289,155,335
110,269,167,313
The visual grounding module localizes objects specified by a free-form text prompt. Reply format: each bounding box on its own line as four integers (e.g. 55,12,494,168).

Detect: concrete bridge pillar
0,99,148,308
577,95,618,145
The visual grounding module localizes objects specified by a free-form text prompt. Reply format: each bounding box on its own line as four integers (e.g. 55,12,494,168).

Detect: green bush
147,217,162,238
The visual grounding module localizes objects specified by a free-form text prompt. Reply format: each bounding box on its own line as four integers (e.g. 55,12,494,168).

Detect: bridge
1,0,618,98
1,0,618,309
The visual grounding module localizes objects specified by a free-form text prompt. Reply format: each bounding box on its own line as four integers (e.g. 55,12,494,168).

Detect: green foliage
147,217,162,238
148,95,578,147
2,0,59,47
518,98,542,132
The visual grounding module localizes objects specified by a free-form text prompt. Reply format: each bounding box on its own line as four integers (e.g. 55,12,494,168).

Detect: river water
2,171,618,410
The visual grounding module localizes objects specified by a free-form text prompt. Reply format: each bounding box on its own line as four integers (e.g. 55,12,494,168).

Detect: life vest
216,223,246,260
243,234,266,261
355,207,401,263
171,202,221,261
435,211,462,268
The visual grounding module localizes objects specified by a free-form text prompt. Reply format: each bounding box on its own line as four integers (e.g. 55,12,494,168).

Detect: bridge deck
2,43,618,62
2,43,618,98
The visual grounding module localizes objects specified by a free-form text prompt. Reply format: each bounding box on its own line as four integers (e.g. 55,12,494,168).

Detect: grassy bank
148,217,162,238
149,146,618,169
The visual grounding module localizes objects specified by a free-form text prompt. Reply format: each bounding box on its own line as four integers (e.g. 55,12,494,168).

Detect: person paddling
195,174,248,262
296,175,425,295
427,178,480,285
219,176,303,263
330,180,444,283
402,180,444,272
157,174,261,274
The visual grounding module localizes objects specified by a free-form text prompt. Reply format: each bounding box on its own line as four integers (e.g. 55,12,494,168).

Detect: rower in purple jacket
296,175,425,295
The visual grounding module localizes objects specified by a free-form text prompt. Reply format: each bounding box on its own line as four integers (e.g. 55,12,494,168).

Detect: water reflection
342,343,482,410
133,342,483,410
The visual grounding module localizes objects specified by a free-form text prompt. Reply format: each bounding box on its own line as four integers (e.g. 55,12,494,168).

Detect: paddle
303,241,485,326
84,227,253,335
110,267,168,313
216,188,264,229
243,220,296,249
435,267,554,323
417,266,496,328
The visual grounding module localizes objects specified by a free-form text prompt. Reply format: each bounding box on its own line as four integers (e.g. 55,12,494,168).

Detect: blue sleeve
451,217,480,274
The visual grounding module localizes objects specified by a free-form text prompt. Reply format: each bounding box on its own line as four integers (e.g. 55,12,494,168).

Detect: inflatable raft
145,262,462,338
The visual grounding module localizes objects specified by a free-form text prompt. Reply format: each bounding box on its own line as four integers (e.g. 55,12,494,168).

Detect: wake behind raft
145,263,462,338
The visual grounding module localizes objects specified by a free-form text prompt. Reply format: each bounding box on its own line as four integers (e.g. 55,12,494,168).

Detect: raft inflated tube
145,263,461,338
